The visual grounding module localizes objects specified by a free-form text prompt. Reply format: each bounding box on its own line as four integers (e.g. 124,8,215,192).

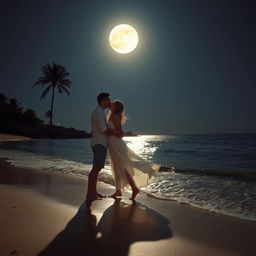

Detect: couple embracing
86,92,160,202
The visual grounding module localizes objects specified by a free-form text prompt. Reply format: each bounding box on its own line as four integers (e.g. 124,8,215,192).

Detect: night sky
1,0,256,134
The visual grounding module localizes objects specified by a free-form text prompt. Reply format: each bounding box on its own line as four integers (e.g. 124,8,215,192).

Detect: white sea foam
0,148,114,184
142,172,256,222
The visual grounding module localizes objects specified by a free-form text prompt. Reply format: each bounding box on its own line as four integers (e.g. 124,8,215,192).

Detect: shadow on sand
38,199,172,256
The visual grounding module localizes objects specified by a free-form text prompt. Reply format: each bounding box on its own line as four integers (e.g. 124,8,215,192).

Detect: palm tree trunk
50,85,55,126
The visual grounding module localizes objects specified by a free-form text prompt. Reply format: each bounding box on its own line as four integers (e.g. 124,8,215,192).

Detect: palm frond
42,64,52,78
60,70,70,78
33,80,42,87
33,77,50,87
40,85,52,100
58,85,70,96
59,79,71,87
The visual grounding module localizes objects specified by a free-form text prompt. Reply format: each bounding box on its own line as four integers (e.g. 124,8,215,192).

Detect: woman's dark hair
97,92,110,104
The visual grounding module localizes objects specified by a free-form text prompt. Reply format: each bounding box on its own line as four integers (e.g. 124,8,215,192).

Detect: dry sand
0,158,256,256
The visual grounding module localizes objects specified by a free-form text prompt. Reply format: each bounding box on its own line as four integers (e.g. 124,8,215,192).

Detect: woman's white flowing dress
108,121,160,190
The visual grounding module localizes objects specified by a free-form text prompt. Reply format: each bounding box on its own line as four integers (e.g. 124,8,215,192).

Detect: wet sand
0,158,256,256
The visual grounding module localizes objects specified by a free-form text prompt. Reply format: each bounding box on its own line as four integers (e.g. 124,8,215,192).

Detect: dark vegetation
0,93,91,139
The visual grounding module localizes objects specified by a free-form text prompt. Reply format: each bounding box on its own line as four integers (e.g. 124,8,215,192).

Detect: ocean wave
0,148,113,181
142,172,256,222
161,149,197,154
159,166,256,180
141,190,256,222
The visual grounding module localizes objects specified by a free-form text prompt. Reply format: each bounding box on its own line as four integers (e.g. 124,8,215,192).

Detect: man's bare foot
86,196,98,202
86,193,103,202
129,188,140,200
110,191,122,199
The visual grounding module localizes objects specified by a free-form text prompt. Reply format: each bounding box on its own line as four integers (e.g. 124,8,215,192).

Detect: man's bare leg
86,167,102,201
92,168,106,198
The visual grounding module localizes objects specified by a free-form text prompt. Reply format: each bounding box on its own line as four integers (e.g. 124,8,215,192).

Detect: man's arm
95,110,108,133
105,128,124,138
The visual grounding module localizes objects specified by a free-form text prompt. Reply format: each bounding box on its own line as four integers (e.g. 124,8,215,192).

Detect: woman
107,100,160,200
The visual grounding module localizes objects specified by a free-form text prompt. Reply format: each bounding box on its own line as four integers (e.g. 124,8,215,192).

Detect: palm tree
33,63,71,126
44,110,52,124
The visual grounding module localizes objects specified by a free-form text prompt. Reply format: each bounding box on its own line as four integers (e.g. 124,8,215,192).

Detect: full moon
109,24,139,54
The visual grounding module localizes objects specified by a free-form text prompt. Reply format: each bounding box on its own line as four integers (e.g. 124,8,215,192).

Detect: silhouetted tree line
0,93,91,139
0,93,43,130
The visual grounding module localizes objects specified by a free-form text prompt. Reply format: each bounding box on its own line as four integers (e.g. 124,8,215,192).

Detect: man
86,92,123,201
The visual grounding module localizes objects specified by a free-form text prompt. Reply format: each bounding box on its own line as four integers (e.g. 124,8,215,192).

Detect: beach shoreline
0,157,256,256
0,133,31,142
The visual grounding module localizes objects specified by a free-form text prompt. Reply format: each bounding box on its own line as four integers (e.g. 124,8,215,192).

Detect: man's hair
97,92,110,104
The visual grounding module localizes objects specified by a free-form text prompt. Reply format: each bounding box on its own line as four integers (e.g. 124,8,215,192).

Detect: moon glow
109,24,139,54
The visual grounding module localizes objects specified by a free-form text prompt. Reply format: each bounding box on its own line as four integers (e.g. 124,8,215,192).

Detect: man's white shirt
91,105,108,148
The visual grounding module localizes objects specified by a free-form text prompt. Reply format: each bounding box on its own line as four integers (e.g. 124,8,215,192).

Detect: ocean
0,133,256,222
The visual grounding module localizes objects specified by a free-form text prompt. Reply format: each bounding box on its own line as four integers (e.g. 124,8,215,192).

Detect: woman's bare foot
110,191,122,199
129,188,140,200
96,193,106,198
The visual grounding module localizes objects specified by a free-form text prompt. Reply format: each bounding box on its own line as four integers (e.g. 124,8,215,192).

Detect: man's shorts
92,144,107,169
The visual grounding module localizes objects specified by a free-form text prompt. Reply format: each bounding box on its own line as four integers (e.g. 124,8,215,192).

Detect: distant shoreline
0,133,31,142
0,125,91,140
0,128,138,141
